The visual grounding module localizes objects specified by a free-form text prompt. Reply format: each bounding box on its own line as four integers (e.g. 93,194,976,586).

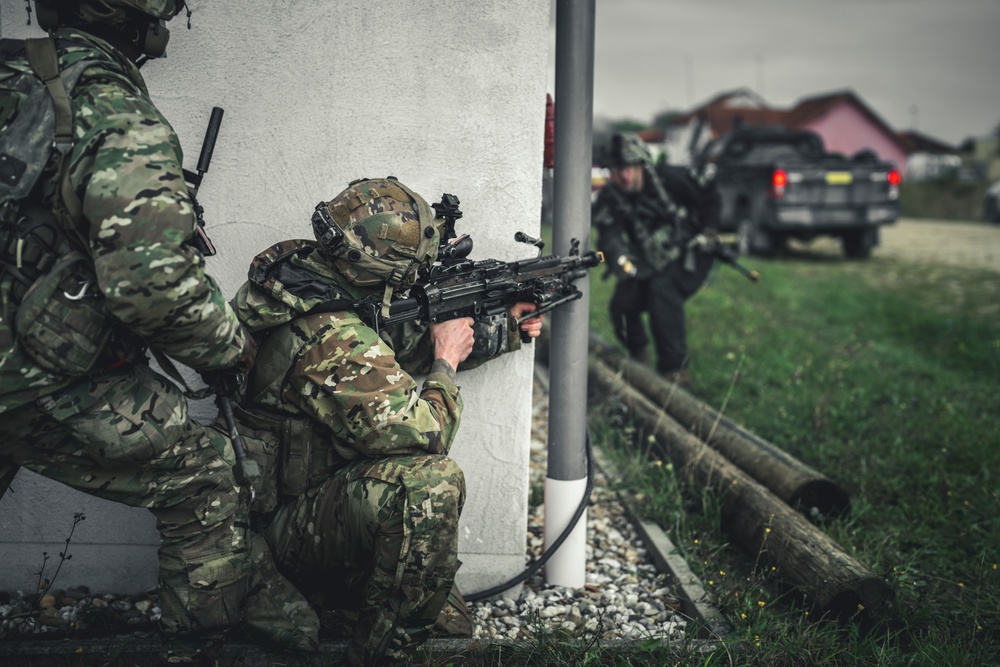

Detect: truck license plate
825,171,853,185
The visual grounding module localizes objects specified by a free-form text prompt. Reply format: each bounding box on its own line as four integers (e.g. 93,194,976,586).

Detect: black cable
465,427,595,602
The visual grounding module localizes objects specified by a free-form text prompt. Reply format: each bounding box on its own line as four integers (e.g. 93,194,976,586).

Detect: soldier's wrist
430,357,458,381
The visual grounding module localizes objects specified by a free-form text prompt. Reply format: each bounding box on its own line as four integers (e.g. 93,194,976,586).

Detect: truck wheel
842,227,878,259
738,218,773,256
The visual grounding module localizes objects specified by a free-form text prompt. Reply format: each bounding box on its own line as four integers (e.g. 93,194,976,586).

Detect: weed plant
587,244,999,666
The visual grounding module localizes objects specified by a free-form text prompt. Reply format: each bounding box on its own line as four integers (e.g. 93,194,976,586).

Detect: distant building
966,136,1000,181
899,130,962,181
657,87,953,178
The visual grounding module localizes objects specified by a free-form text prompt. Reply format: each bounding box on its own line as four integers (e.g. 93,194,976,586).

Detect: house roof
783,89,911,155
637,128,665,143
666,87,927,155
897,130,957,155
670,88,786,136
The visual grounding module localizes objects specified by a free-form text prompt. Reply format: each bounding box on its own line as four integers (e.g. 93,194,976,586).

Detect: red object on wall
544,93,555,169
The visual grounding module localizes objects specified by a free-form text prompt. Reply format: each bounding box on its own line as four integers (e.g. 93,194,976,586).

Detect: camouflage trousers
263,453,466,666
0,362,318,655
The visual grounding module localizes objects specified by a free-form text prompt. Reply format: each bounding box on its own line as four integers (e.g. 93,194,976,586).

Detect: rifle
180,107,259,496
687,233,761,284
353,194,604,335
182,106,224,257
706,239,761,283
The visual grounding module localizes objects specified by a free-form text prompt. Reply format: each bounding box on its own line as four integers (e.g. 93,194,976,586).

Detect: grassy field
900,179,993,222
583,245,999,665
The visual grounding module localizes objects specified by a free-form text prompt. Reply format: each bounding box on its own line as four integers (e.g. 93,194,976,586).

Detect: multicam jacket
0,29,245,412
232,239,464,464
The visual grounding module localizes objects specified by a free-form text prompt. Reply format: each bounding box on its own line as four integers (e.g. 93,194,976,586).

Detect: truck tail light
771,169,787,198
887,169,901,200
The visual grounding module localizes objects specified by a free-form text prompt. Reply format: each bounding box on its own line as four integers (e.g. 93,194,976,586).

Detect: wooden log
588,358,893,625
589,333,850,517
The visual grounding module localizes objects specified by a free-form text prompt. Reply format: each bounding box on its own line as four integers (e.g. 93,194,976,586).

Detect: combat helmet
605,132,652,169
311,177,441,317
34,0,187,57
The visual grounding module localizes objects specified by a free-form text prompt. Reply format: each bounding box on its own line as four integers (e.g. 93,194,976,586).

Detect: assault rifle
354,194,604,335
698,233,761,283
179,107,259,495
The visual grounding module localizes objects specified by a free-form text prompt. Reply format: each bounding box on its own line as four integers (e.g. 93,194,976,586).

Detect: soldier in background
225,177,541,666
592,132,720,389
0,1,316,661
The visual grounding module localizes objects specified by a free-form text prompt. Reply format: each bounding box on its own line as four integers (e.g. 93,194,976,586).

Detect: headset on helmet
311,177,442,318
606,132,652,169
34,0,187,58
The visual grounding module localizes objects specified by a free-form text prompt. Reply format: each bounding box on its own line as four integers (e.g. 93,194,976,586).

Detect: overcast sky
563,0,1000,146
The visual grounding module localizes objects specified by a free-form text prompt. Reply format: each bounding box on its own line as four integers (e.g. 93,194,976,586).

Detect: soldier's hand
615,254,638,278
430,317,475,370
232,324,258,376
509,302,543,339
201,367,245,400
201,326,256,399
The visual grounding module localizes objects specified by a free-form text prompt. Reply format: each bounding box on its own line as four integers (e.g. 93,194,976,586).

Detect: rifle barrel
196,106,225,175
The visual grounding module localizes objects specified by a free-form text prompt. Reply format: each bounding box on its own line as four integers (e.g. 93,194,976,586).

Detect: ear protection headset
34,0,173,58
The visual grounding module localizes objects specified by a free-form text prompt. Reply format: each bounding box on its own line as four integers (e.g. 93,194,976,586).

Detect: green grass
900,179,992,222
586,247,1000,665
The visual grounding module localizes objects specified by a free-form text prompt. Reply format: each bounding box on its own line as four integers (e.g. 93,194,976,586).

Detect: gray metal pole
544,0,595,587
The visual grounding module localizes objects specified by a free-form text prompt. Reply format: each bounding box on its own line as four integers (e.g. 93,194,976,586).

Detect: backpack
0,37,114,403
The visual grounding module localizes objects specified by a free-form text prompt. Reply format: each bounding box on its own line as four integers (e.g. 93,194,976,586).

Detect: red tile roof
668,87,919,155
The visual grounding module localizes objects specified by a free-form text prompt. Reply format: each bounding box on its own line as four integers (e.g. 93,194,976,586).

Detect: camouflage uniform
227,238,461,666
593,133,720,379
0,25,316,657
229,179,522,666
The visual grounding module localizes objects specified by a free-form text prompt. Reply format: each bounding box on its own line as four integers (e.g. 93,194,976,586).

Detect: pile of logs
588,334,893,627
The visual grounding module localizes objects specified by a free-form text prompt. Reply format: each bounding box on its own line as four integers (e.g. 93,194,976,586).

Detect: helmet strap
380,266,408,320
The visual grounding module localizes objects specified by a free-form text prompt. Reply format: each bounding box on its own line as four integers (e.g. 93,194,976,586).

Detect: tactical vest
600,174,682,273
0,37,129,406
600,165,711,274
227,242,363,516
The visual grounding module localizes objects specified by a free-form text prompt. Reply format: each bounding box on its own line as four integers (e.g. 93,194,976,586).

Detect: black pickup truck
697,127,901,258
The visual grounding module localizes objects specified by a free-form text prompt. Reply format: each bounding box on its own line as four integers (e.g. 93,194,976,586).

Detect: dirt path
788,218,1000,272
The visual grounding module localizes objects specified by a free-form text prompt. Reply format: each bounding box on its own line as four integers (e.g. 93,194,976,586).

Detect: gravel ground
466,370,685,642
0,370,686,647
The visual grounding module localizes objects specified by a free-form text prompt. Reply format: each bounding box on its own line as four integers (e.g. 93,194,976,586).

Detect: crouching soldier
224,177,541,666
0,1,316,662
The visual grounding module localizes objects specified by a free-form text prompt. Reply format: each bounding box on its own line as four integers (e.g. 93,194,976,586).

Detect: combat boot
432,583,472,637
238,534,320,652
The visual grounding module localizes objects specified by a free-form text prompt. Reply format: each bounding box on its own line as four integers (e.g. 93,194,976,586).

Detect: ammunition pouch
14,249,112,377
220,403,334,517
470,311,512,359
642,226,679,272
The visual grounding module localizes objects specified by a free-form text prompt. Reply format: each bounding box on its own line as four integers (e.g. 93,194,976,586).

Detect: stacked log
589,333,850,517
587,357,893,626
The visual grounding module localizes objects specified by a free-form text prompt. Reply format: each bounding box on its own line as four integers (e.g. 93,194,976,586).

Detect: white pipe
543,476,588,587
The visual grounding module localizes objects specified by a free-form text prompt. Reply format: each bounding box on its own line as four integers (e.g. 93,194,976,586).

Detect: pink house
784,91,909,173
662,88,915,176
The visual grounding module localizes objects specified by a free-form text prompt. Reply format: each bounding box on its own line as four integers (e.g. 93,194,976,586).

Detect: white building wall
0,0,550,596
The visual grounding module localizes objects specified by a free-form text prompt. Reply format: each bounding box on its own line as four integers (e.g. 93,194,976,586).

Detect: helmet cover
606,132,652,168
311,177,441,292
39,0,185,26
